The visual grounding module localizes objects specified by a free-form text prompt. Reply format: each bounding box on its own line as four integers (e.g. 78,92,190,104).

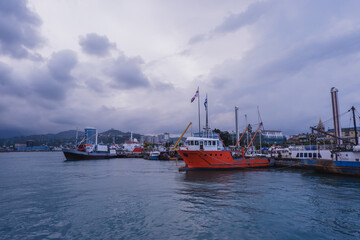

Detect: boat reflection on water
177,169,271,210
181,168,271,183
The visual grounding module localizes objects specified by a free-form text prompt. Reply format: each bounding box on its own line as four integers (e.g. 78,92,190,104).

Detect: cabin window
208,141,211,145
213,141,216,145
309,153,312,158
313,153,317,158
300,153,303,157
190,141,193,145
296,153,299,157
204,141,207,146
200,141,203,145
195,141,199,145
319,153,322,158
304,153,308,158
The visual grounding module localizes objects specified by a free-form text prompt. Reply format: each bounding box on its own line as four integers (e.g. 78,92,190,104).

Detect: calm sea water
1,152,360,240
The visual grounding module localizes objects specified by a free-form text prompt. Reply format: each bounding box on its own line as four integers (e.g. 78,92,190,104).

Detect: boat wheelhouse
185,136,222,151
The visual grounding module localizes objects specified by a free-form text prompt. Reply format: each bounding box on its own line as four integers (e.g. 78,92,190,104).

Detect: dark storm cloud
47,50,78,82
107,55,150,89
79,33,116,57
0,0,43,58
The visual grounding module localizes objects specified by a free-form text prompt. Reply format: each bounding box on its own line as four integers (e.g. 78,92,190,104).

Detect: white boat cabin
185,137,222,151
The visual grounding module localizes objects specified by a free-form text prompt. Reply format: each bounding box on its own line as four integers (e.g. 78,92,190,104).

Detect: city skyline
1,0,360,137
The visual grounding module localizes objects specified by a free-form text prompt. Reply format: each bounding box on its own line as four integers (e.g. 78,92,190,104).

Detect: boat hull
302,159,360,176
177,150,270,170
148,156,159,160
62,149,117,161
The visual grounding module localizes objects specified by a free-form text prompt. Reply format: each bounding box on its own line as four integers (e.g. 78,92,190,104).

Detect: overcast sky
1,0,360,137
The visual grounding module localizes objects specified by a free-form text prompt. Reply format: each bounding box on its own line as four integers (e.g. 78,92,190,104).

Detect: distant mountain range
0,129,142,146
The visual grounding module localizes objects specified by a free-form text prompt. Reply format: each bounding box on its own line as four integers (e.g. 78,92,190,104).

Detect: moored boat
301,147,360,176
301,89,360,177
177,135,270,170
148,151,160,160
62,127,118,161
62,147,117,161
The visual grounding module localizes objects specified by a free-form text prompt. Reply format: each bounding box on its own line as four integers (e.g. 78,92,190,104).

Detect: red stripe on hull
178,150,270,169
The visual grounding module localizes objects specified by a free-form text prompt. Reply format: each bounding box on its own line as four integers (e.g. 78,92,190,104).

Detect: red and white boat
178,134,270,170
177,90,270,170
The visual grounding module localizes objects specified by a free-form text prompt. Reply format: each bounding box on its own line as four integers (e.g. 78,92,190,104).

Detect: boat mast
245,114,249,146
257,106,262,150
95,129,98,145
235,106,239,149
351,106,358,146
205,94,209,138
198,87,201,136
75,127,78,147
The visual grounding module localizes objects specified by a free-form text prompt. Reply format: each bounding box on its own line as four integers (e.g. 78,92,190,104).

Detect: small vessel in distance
148,151,160,160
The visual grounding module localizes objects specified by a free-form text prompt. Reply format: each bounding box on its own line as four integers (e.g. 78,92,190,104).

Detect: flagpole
198,87,201,136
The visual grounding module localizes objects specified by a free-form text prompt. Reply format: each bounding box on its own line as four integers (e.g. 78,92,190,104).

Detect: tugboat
62,127,118,161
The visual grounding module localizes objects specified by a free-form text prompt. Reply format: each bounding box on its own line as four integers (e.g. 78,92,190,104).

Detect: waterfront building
261,130,286,145
327,127,360,144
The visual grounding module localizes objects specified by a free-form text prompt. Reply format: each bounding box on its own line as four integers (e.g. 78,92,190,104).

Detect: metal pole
257,106,262,151
75,127,78,147
245,114,248,146
235,106,239,148
352,106,358,145
198,87,201,136
206,94,209,138
331,87,341,145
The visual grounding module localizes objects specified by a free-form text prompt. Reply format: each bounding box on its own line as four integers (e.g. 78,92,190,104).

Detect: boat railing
289,145,333,151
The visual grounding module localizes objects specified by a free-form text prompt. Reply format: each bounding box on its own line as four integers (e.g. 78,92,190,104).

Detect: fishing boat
177,90,270,170
177,129,270,170
62,127,118,161
178,137,270,170
62,145,117,161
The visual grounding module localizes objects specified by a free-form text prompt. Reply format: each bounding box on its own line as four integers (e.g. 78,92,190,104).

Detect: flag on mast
191,87,199,103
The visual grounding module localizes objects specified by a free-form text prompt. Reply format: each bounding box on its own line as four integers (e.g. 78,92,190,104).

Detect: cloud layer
1,0,360,137
79,33,116,57
0,0,43,58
